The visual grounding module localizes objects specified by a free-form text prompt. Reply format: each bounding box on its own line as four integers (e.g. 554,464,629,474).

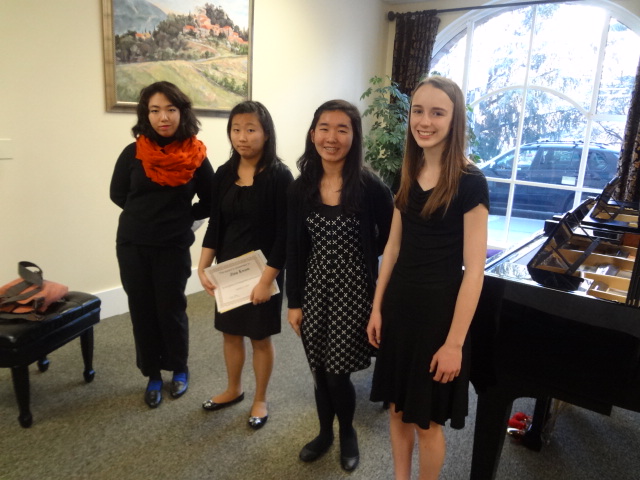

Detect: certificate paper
204,250,279,313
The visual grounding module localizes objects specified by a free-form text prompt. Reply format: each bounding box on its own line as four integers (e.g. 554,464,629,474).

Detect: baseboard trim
94,269,204,320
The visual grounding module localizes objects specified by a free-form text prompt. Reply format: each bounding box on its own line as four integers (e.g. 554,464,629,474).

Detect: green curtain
391,10,440,95
617,56,640,203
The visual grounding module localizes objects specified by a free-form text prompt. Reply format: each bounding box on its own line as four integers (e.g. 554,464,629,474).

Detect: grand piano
469,183,640,480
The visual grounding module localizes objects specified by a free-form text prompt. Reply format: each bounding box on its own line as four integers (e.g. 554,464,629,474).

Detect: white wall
0,0,388,318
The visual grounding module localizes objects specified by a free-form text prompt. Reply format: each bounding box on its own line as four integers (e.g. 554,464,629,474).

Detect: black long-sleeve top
285,169,394,309
202,160,294,270
110,141,215,249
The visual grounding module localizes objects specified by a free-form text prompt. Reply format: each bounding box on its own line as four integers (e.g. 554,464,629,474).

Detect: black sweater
285,170,394,309
110,141,215,249
202,160,294,270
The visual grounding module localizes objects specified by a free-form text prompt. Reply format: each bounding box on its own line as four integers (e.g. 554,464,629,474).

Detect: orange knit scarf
136,135,207,187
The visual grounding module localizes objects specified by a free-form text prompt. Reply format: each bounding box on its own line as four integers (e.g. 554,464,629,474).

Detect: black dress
370,167,489,430
301,205,374,375
214,183,283,340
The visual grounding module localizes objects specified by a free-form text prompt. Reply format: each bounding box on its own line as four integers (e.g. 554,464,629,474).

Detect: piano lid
484,230,640,339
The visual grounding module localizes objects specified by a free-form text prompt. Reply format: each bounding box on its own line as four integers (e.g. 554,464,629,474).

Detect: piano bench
0,291,101,428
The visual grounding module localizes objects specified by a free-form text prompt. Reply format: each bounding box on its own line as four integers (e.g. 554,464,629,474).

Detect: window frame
431,0,640,247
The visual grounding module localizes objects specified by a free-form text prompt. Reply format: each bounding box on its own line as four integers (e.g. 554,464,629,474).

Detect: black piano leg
37,357,50,372
80,328,95,383
521,396,553,451
10,364,33,428
470,389,514,480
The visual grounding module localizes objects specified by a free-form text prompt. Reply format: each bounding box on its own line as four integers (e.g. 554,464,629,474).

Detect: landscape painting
102,0,252,114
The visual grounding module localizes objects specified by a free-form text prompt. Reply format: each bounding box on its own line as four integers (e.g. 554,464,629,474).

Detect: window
430,2,640,247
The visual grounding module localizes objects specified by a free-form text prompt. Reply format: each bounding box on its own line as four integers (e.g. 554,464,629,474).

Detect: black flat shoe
340,429,359,472
170,373,189,399
340,454,359,472
248,414,268,430
202,392,245,411
144,389,162,408
299,436,333,462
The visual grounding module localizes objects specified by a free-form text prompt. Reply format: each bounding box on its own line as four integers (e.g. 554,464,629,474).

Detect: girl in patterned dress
286,100,393,472
368,77,489,480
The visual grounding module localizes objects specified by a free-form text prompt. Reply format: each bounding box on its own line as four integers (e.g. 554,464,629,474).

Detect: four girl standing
113,76,487,477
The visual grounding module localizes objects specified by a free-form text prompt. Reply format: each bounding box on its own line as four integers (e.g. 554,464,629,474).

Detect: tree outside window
431,3,640,247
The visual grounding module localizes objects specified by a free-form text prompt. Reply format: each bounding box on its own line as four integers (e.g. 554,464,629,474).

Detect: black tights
310,368,358,455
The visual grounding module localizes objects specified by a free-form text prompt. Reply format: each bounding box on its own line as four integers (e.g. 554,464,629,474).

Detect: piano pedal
507,427,528,439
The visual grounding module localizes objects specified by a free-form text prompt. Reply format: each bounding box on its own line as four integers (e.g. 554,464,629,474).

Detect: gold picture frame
101,0,253,115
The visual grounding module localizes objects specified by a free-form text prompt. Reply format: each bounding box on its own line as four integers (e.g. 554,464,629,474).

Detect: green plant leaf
361,76,410,186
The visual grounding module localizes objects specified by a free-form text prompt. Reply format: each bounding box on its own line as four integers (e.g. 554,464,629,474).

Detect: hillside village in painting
112,0,249,109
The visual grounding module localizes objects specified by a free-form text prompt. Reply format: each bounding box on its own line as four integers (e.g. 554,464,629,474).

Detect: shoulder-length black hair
227,100,280,175
131,81,200,142
296,99,364,214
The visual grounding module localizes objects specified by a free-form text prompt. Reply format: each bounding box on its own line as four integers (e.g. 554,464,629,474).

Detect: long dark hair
296,99,364,214
227,100,280,175
132,81,200,142
395,76,470,218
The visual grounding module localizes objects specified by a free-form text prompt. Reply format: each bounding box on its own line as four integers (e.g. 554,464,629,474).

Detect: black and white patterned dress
301,205,373,375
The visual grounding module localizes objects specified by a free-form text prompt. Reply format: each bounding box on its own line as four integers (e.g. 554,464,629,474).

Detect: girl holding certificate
198,101,293,430
286,100,393,472
367,77,489,480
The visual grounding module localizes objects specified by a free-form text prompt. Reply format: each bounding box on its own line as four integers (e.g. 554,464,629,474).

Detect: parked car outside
479,141,619,220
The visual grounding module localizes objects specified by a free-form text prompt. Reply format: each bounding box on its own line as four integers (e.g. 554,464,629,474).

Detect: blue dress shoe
248,414,268,430
202,392,245,411
144,379,163,409
170,372,189,398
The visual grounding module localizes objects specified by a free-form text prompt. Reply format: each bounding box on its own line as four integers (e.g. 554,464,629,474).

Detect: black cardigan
285,169,394,309
110,141,215,249
202,160,294,270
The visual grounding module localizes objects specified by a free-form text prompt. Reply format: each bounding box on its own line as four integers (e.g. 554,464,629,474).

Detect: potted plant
360,76,410,190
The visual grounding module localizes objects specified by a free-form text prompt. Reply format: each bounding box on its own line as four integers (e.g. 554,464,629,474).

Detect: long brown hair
395,76,470,218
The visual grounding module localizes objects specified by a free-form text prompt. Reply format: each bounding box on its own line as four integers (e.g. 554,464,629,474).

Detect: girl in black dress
287,100,393,472
198,101,293,429
368,77,489,480
110,81,214,409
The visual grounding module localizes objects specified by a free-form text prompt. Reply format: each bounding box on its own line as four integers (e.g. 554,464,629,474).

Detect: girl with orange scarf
110,81,214,409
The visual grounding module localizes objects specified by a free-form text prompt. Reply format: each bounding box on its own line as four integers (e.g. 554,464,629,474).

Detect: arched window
430,1,640,247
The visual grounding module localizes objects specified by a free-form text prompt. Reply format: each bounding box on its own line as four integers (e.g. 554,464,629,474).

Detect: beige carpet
1,291,639,479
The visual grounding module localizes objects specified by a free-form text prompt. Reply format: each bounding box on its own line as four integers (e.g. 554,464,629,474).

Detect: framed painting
102,0,252,115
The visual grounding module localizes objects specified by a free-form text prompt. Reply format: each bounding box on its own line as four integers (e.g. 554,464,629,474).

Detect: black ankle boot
299,434,334,462
339,429,359,471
